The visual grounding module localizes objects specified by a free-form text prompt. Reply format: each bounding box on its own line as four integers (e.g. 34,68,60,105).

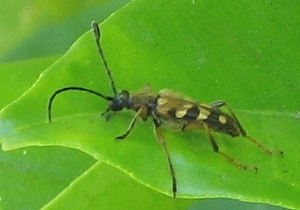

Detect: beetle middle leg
153,119,177,198
203,123,258,172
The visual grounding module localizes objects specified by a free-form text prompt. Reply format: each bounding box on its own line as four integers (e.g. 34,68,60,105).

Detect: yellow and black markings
47,21,283,198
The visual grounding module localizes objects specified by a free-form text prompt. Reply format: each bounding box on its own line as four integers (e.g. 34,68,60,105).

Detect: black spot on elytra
184,106,199,120
167,108,176,118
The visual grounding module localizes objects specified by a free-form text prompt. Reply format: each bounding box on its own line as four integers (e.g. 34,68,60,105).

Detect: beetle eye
109,91,131,111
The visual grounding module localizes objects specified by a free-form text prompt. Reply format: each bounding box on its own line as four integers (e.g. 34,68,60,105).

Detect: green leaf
43,161,195,210
0,0,131,62
42,162,284,209
0,57,98,209
0,0,299,209
0,56,59,108
0,147,95,209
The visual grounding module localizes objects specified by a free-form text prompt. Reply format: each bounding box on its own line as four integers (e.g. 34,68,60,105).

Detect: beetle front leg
115,106,146,140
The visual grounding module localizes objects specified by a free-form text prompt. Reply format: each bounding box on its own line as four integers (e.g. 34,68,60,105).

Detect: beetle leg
203,123,258,173
115,106,146,139
245,136,284,157
101,109,115,121
211,101,283,156
210,100,226,109
153,122,177,198
211,101,247,136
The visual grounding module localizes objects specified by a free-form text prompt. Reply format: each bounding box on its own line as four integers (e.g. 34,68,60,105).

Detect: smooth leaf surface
0,0,299,209
42,161,283,210
0,147,95,210
0,56,59,108
43,161,195,210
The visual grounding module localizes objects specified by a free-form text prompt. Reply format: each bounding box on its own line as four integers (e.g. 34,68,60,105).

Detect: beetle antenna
47,86,113,122
91,21,117,96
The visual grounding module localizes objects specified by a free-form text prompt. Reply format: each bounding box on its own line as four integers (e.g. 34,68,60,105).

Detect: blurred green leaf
0,0,131,62
0,0,299,209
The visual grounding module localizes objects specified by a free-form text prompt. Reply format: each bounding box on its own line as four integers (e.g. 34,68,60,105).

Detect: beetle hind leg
211,101,283,157
203,123,258,173
210,100,247,136
244,135,284,157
